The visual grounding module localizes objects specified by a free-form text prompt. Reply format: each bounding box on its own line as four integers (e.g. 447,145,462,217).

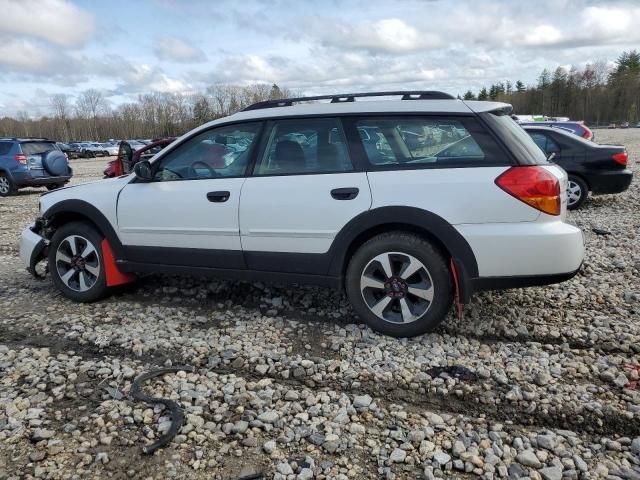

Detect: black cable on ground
130,366,194,455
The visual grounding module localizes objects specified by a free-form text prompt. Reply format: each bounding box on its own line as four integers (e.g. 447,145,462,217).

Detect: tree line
0,84,294,142
462,50,640,126
1,50,639,141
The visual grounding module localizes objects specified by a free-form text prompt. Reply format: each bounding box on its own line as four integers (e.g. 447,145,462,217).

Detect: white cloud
0,0,94,47
305,17,442,54
154,36,206,63
519,25,563,47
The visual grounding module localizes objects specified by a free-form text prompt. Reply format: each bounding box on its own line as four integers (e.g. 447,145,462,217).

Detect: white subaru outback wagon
20,91,584,337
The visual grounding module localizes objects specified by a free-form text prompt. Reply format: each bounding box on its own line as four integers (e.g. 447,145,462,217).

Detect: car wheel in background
46,183,63,191
0,173,16,196
48,222,109,302
567,175,588,210
345,232,453,338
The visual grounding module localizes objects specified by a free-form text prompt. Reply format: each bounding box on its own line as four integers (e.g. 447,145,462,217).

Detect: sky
1,0,639,117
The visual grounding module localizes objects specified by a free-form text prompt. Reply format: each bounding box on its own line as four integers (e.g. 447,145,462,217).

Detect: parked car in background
75,142,108,158
621,122,630,129
519,121,594,141
103,138,175,178
524,125,632,209
608,123,617,129
56,142,82,159
0,137,72,196
20,91,584,338
101,143,119,156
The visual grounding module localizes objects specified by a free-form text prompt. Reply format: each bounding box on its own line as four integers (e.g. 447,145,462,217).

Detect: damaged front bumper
19,221,48,279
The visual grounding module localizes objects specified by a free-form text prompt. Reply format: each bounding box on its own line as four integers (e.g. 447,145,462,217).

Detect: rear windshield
20,142,57,155
481,111,548,165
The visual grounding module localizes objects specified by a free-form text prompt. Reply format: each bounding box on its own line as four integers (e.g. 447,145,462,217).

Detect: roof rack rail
0,136,50,141
242,90,455,111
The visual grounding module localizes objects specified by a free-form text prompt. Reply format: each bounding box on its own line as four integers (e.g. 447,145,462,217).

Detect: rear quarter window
482,112,548,165
0,142,12,155
351,115,511,170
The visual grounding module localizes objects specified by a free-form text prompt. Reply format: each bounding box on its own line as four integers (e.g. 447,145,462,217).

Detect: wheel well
568,173,590,190
45,212,101,239
341,223,453,276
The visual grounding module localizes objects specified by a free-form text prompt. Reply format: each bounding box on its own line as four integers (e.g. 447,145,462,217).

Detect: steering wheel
190,161,218,178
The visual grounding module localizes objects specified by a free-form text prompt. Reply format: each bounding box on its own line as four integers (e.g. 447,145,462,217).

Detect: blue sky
1,0,640,117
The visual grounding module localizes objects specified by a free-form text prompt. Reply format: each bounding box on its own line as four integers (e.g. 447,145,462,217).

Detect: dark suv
0,137,73,196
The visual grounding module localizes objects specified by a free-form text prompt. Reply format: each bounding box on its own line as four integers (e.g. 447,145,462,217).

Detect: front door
239,117,371,274
117,122,263,269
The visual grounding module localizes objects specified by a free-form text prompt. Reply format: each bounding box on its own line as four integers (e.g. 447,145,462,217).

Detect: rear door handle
331,187,359,200
207,191,230,202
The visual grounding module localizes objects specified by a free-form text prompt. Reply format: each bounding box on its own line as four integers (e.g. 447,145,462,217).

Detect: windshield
481,111,547,165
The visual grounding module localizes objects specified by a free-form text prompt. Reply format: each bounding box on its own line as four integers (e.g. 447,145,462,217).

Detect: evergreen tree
269,84,282,99
463,90,476,100
477,87,488,101
515,80,525,92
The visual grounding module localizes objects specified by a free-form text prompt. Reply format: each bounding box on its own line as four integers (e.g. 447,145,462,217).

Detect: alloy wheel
360,251,434,324
0,176,10,194
567,180,582,207
55,235,101,292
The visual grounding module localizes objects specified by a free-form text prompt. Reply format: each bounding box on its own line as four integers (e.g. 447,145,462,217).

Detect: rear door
239,117,371,274
20,141,58,178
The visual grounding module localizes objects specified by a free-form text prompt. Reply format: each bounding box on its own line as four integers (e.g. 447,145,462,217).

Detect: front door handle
331,187,359,200
207,191,230,202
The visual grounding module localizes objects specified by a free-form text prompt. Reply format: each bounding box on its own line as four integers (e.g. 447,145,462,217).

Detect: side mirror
133,160,152,181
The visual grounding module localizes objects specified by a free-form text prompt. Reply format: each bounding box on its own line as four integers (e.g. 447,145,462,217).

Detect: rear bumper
471,267,581,292
12,171,72,187
455,220,585,280
586,170,633,194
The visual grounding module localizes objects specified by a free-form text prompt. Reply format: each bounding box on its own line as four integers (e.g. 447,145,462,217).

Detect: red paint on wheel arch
101,239,136,287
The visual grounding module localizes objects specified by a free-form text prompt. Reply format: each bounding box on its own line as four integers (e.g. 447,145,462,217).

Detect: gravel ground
1,131,639,480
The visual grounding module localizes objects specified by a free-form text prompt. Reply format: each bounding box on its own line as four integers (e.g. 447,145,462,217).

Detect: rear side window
529,132,560,155
481,112,547,165
0,142,12,155
20,142,57,155
255,117,352,176
354,116,508,169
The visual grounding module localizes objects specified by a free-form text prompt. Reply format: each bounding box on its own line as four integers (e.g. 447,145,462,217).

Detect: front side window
354,116,506,169
153,122,261,181
255,118,352,176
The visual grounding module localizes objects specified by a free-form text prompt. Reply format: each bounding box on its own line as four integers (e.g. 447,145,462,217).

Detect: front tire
0,173,16,196
345,232,453,337
567,175,588,210
48,222,109,302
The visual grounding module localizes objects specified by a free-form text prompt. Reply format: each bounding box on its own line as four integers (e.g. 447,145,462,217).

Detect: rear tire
0,173,16,197
567,175,588,210
48,222,109,302
345,232,453,337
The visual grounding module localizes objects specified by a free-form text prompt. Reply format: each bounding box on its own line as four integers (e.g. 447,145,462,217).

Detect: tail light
495,166,561,216
15,153,27,164
582,130,592,140
612,151,628,166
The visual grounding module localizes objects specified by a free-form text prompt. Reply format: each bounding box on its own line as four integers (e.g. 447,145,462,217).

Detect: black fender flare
41,199,125,260
0,167,14,182
326,206,479,279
